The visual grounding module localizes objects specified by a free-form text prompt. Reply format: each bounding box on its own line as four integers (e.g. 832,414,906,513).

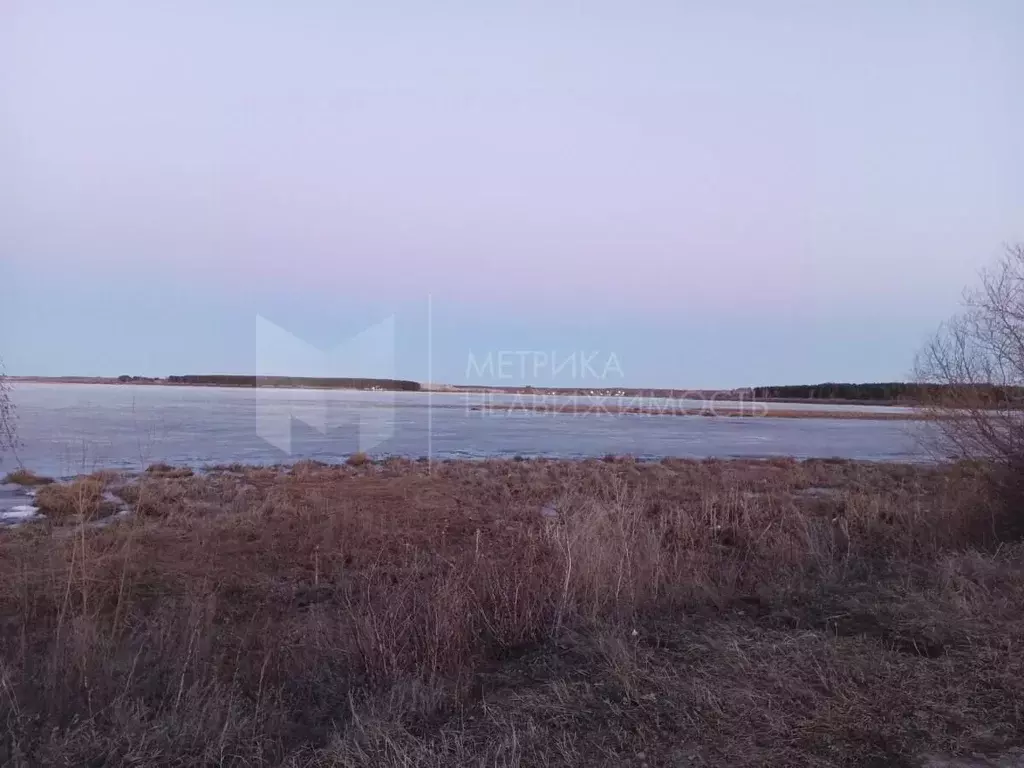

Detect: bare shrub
915,244,1024,525
0,357,15,464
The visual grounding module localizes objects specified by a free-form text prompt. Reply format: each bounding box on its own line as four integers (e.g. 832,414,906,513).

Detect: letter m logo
252,314,397,455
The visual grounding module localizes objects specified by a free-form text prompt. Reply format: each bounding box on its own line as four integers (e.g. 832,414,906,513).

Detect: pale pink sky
2,1,1021,385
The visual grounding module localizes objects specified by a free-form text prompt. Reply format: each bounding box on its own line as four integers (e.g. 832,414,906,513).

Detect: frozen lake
4,383,930,477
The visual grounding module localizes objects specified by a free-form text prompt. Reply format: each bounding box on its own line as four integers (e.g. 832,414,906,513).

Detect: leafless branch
914,245,1024,505
0,358,17,465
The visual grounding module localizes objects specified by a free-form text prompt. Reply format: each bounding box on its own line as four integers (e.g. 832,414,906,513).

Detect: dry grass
345,451,371,467
2,468,54,486
0,458,1020,766
146,461,195,478
32,475,121,521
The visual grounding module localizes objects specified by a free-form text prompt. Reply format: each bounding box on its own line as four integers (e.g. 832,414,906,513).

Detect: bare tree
0,357,15,464
915,244,1024,510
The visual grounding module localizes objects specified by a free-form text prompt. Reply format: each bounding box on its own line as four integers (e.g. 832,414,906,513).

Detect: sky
1,1,1021,389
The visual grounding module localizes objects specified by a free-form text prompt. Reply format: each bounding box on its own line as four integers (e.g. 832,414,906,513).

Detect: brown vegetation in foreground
1,458,1022,766
472,403,927,420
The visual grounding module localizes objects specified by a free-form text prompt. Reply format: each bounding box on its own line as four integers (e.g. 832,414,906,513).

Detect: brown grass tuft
32,476,120,521
145,461,194,478
2,468,54,486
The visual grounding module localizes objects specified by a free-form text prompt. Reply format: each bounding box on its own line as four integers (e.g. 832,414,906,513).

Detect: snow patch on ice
0,505,40,523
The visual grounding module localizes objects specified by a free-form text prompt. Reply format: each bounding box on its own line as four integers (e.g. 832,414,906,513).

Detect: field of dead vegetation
1,457,1022,767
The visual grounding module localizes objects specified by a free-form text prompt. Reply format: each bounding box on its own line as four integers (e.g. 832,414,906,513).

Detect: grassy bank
1,458,1021,766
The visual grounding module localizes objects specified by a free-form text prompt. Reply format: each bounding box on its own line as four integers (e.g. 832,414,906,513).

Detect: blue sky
2,1,1021,388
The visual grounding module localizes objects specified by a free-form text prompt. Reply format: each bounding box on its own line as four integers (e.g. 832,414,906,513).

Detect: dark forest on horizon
751,382,1024,404
162,375,421,391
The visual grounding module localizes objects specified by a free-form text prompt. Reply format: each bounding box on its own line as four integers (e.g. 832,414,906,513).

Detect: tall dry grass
0,458,1016,766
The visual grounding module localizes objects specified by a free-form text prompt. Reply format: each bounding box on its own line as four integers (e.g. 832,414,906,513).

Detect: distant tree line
751,383,914,402
165,375,421,391
751,382,1024,404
